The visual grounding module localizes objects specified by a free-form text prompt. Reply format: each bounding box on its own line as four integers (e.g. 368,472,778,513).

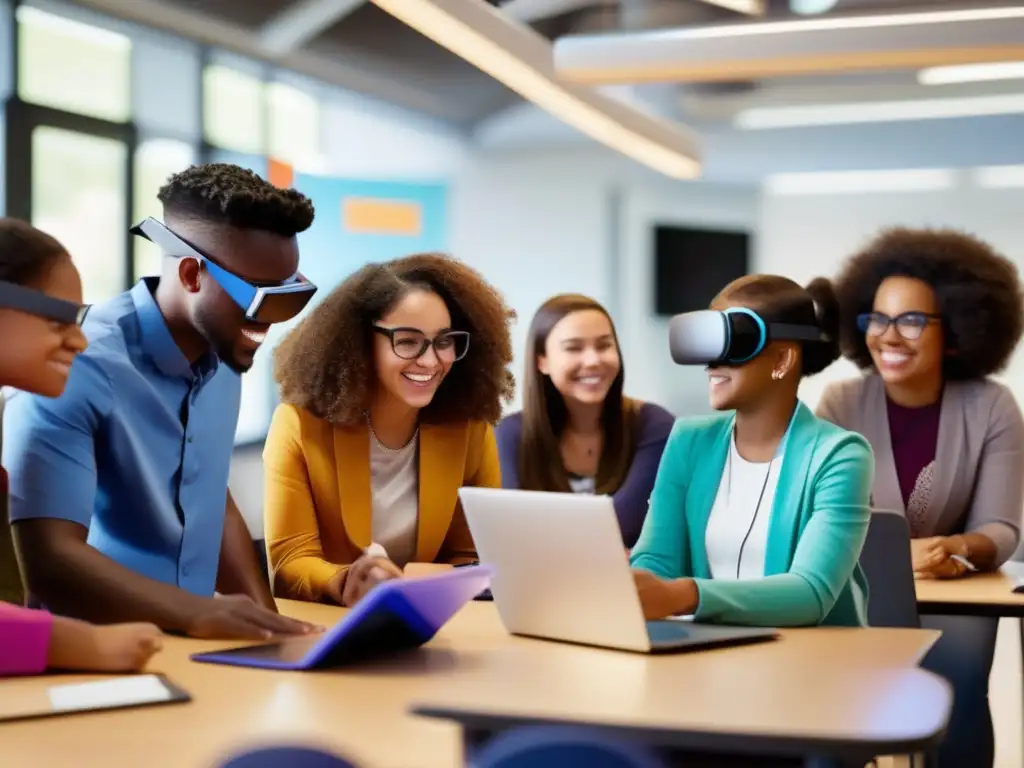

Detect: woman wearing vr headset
264,253,514,607
0,218,163,676
495,294,674,547
630,274,873,627
817,227,1024,768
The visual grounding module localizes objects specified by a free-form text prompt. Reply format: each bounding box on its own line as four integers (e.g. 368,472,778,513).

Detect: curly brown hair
274,253,516,425
833,227,1024,380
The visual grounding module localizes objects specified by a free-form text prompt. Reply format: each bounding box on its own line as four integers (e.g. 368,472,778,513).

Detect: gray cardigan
816,374,1024,566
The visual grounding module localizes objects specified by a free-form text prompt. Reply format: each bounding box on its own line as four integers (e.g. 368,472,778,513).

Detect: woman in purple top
817,227,1024,768
0,217,163,676
495,295,674,547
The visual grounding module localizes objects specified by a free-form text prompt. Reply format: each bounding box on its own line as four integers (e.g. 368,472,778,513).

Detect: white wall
451,145,759,417
756,183,1024,410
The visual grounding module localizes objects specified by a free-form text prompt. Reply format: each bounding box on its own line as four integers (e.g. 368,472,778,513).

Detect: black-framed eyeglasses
373,326,471,361
857,311,941,341
0,280,89,325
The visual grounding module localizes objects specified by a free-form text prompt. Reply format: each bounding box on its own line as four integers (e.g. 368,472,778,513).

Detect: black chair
858,509,920,629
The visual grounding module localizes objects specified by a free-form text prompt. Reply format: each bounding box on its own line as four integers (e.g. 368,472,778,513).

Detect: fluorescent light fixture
369,0,701,178
919,61,1024,85
790,0,838,14
736,93,1024,129
595,6,1024,42
971,164,1024,188
698,0,764,14
554,5,1024,85
765,169,957,195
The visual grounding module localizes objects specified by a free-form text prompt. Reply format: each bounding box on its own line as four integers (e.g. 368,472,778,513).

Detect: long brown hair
518,294,641,494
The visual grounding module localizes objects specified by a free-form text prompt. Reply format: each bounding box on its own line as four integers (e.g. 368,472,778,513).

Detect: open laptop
458,488,778,654
191,565,493,670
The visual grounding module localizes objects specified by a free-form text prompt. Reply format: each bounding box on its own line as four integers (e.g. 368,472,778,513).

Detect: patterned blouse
886,396,942,537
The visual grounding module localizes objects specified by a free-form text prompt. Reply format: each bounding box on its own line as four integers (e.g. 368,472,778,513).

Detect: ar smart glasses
668,307,825,366
130,217,317,324
0,281,89,325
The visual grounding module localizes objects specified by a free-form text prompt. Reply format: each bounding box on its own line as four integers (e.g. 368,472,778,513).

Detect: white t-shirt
704,434,783,581
369,432,419,568
568,474,596,494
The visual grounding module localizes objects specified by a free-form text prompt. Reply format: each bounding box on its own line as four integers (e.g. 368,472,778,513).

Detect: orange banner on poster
342,197,422,236
268,158,294,189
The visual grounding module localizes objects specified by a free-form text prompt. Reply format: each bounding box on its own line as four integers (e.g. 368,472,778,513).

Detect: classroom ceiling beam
369,0,702,178
259,0,366,55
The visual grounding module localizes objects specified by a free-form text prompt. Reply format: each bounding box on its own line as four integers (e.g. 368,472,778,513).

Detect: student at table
0,218,162,676
816,227,1024,768
3,164,319,641
630,275,874,626
264,253,514,607
495,294,673,547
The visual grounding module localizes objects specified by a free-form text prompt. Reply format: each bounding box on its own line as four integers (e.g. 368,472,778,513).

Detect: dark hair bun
802,277,841,376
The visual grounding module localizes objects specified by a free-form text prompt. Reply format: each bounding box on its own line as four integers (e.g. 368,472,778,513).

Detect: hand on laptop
331,555,404,607
186,594,321,640
633,569,699,620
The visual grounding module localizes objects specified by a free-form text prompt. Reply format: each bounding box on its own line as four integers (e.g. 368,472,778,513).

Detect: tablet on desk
192,565,494,671
0,674,190,725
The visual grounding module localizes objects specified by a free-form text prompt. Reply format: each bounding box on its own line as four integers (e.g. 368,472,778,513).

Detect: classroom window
133,139,197,280
17,6,131,122
267,81,322,169
203,65,264,155
32,126,127,304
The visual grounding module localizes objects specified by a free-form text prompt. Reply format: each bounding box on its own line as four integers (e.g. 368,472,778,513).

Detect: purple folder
190,565,493,671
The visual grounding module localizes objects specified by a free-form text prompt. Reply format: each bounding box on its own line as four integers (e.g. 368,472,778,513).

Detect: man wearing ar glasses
3,163,320,640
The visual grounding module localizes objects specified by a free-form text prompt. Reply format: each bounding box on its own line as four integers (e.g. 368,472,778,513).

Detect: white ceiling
68,0,1024,181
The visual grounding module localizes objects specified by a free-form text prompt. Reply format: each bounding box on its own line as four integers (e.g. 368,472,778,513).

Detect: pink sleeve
0,601,52,676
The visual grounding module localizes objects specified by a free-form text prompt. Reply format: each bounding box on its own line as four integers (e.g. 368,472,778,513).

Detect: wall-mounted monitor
653,225,750,316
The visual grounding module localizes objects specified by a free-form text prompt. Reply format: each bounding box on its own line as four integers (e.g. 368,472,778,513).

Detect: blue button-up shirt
2,279,241,597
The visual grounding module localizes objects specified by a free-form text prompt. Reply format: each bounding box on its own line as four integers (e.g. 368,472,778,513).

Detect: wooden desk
0,602,945,768
915,569,1024,618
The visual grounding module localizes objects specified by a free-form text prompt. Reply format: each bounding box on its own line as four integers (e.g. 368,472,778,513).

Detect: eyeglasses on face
373,326,471,362
857,311,941,341
0,280,89,325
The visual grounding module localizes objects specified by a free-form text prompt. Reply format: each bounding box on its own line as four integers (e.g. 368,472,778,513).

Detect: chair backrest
471,726,668,768
858,509,919,628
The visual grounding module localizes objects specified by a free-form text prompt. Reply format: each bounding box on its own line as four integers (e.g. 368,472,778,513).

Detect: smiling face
705,299,794,412
537,309,621,407
372,289,456,412
866,275,945,390
0,254,88,397
173,220,300,373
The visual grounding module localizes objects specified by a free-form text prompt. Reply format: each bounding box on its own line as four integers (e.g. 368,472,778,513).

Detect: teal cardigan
630,401,873,627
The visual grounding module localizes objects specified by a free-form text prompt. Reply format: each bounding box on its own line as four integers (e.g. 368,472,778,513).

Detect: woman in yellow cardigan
264,253,515,606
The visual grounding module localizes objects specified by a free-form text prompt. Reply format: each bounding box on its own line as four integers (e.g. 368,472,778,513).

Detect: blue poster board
218,155,448,444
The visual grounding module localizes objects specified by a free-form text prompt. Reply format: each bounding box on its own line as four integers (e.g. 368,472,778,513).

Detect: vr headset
0,281,89,325
130,217,317,324
669,307,825,366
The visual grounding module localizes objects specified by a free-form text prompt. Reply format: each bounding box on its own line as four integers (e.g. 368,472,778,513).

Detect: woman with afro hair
263,253,515,608
817,226,1024,768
